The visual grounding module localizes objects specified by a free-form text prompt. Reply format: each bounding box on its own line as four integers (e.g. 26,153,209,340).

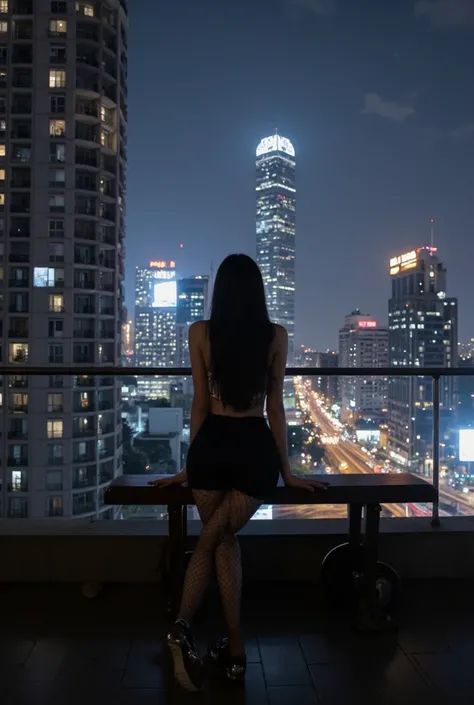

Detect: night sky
126,0,474,350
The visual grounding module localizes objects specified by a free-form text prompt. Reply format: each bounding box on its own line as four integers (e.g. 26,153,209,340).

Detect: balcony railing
0,365,473,525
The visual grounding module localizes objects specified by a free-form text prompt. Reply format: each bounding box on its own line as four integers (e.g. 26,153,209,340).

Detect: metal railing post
431,375,440,527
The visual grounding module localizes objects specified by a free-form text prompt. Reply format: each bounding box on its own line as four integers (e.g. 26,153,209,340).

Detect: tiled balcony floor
1,579,474,704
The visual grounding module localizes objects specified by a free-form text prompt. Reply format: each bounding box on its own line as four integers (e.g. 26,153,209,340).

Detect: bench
105,472,436,631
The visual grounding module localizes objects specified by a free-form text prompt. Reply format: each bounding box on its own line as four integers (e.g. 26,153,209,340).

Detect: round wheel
320,542,363,603
373,561,400,613
320,544,400,613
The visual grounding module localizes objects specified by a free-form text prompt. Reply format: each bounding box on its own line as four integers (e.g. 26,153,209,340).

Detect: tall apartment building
339,311,389,423
1,0,128,519
388,247,458,473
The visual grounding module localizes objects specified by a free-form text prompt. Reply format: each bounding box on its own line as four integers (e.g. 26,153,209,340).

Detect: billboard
459,429,474,462
153,280,177,308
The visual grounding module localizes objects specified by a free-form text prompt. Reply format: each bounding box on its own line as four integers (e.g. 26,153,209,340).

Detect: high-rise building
176,276,209,366
339,312,389,423
0,0,128,520
313,351,339,406
388,247,458,472
135,261,177,399
256,132,296,360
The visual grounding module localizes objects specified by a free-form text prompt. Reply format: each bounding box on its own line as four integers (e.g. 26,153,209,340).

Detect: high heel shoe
208,637,247,681
166,620,203,692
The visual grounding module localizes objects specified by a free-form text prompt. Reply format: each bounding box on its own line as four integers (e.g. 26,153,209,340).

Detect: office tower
176,276,209,366
339,312,389,423
388,247,458,473
134,261,177,398
256,132,296,361
0,0,128,520
313,351,339,406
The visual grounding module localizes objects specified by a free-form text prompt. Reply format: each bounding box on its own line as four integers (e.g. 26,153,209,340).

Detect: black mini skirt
186,414,282,500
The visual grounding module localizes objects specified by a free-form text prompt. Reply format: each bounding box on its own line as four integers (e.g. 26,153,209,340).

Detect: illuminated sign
149,260,176,269
459,429,474,462
256,135,295,158
358,320,377,329
153,281,177,308
389,250,417,275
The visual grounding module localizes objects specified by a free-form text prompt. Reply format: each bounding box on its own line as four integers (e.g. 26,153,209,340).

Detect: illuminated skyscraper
339,312,388,423
256,133,296,360
135,261,177,399
176,276,209,366
388,247,458,473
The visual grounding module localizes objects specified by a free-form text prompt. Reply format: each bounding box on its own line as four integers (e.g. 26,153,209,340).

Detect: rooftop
2,579,472,704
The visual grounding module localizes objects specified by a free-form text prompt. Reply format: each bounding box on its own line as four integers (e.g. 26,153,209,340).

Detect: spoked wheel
320,543,400,614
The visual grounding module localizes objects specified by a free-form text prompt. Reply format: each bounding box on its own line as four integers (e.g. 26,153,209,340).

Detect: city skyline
125,0,474,350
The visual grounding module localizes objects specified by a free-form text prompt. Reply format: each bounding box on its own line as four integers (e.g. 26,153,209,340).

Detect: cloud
361,93,416,123
286,0,336,16
415,0,474,30
450,123,474,140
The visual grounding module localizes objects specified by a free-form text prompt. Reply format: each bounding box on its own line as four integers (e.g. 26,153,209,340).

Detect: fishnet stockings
177,489,260,646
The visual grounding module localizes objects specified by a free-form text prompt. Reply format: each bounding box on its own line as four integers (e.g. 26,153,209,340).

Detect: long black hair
208,254,274,411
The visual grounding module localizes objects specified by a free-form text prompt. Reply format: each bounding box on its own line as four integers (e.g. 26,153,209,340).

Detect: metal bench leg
348,503,362,549
167,503,186,618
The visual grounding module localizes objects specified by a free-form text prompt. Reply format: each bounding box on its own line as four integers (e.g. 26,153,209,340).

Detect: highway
293,379,474,519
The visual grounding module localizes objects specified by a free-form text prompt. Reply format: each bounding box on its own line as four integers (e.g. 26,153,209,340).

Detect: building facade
176,275,209,367
134,261,177,399
339,312,389,423
256,133,296,360
313,350,339,406
0,0,128,519
388,247,458,472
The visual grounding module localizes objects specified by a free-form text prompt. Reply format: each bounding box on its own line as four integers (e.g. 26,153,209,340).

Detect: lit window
50,19,67,35
49,194,65,211
0,169,5,180
49,119,66,137
47,420,63,439
77,2,95,17
34,267,64,287
49,169,66,186
0,2,7,13
49,70,66,89
49,294,64,313
9,342,28,364
0,193,4,207
0,144,5,157
0,22,7,33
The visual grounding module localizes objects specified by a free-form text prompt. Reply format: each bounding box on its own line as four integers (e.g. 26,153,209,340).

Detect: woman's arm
266,325,292,481
189,321,210,444
266,326,329,492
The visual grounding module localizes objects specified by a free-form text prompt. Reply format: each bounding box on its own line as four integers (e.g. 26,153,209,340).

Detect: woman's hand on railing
283,473,329,492
147,468,187,488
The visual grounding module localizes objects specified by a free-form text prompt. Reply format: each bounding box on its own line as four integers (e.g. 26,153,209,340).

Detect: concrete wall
2,517,474,583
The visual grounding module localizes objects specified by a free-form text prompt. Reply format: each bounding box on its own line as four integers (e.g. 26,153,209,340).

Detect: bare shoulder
189,320,207,337
189,320,207,346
